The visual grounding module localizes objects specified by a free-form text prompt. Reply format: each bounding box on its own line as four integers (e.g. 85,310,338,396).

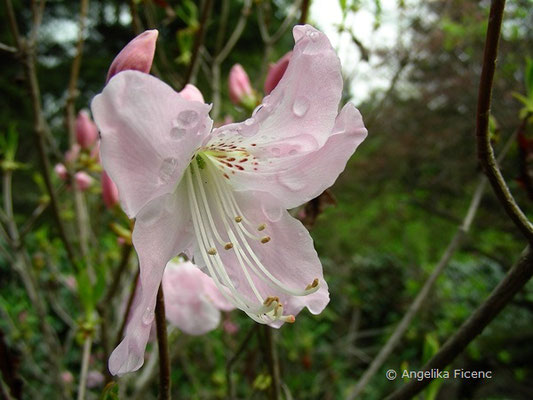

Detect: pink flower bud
228,64,253,105
54,163,68,181
61,371,74,385
223,319,239,335
101,170,119,208
107,30,159,83
74,171,93,191
179,84,205,103
65,144,81,164
75,110,99,149
264,51,292,95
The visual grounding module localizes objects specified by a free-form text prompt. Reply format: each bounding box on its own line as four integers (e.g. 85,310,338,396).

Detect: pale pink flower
92,25,367,375
86,370,104,389
264,52,292,95
101,170,119,208
76,110,99,149
163,259,234,335
65,144,81,164
54,163,68,181
74,171,93,191
179,84,205,103
107,30,158,83
228,64,253,105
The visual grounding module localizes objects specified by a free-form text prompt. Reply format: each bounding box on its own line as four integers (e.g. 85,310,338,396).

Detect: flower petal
212,25,341,149
209,103,366,209
91,70,212,217
163,260,223,335
108,183,193,375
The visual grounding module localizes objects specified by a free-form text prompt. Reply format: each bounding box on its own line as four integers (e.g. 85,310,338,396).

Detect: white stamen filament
204,158,320,298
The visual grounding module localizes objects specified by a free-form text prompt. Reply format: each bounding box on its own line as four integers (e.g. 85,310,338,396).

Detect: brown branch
155,285,170,400
299,0,311,24
4,0,80,272
263,326,281,400
475,0,533,241
226,325,258,400
183,0,213,87
384,246,533,400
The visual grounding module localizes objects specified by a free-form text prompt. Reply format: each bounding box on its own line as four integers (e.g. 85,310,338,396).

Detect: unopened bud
74,171,93,191
101,170,119,208
54,163,68,181
75,110,99,149
264,51,292,95
179,84,205,103
228,64,254,106
106,30,159,83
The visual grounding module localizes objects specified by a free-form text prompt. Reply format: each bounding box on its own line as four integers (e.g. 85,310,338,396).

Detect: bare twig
76,335,92,400
0,42,17,53
384,246,533,399
299,0,311,24
346,125,518,399
155,285,170,400
183,0,213,87
475,0,533,241
226,324,258,399
264,326,281,400
3,0,79,272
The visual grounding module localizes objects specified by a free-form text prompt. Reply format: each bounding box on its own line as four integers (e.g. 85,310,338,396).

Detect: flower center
185,153,319,324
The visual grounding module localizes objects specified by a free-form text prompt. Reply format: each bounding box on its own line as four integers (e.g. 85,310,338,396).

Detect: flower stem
76,335,92,400
155,285,171,400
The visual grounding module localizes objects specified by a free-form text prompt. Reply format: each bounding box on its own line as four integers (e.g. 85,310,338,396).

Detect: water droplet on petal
142,307,154,325
308,31,319,41
170,126,186,139
244,118,255,126
292,96,310,117
289,149,297,156
271,147,281,156
158,157,178,183
178,110,199,127
241,118,259,137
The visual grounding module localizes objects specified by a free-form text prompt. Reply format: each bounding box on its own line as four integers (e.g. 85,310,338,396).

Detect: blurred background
1,0,533,399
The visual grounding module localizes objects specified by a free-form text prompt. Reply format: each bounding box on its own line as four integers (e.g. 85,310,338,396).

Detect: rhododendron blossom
91,25,367,375
163,259,234,335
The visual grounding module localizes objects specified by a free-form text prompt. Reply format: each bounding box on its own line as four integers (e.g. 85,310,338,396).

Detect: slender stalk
226,325,258,399
183,0,213,87
76,336,92,400
346,125,518,399
474,0,533,241
155,285,170,400
384,247,533,400
3,0,79,272
264,326,281,400
114,269,139,347
299,0,311,24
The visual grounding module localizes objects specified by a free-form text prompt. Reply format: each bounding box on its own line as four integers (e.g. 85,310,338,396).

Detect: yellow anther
261,236,271,244
257,223,266,231
263,296,279,307
207,248,217,255
235,216,242,223
305,278,319,290
224,242,234,250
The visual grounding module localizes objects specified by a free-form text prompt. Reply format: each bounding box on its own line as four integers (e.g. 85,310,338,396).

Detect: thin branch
0,42,17,53
264,326,281,400
226,324,258,399
384,246,533,400
475,0,533,241
299,0,311,25
155,285,170,400
114,269,139,347
76,336,92,400
183,0,213,87
346,125,518,399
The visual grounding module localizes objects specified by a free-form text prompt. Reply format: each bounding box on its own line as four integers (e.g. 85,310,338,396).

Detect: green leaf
525,57,533,97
